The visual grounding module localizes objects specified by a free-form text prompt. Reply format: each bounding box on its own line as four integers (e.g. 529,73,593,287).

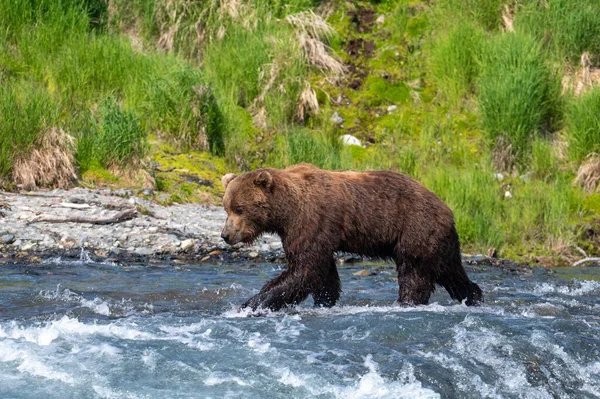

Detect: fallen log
27,208,137,225
571,257,600,267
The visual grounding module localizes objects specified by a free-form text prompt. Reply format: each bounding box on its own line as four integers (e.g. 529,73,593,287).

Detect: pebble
340,134,362,147
134,247,153,256
180,239,195,250
0,187,285,261
331,112,344,125
2,234,15,244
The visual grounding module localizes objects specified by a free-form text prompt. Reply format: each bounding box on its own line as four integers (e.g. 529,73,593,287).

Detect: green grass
565,88,600,161
516,0,600,63
477,32,561,166
77,97,148,171
0,81,59,182
428,22,485,105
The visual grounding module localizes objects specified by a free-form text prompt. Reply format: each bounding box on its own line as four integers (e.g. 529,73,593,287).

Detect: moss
362,76,411,106
583,194,600,215
80,167,120,186
151,138,233,204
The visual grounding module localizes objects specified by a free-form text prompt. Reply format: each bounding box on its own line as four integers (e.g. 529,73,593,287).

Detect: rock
248,251,259,258
376,15,385,25
353,269,369,276
270,242,282,250
29,256,42,263
95,249,108,257
201,256,210,262
140,188,154,196
180,239,195,250
66,196,86,204
114,189,134,198
134,247,153,256
504,191,512,199
21,242,35,251
340,134,362,147
387,105,397,113
494,173,504,181
330,112,344,125
209,250,222,256
2,234,15,245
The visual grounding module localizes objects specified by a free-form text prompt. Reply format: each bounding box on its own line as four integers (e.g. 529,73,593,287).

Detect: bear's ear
221,173,237,189
254,170,273,189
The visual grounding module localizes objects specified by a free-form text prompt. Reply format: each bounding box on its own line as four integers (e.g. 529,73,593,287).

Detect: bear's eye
234,207,243,215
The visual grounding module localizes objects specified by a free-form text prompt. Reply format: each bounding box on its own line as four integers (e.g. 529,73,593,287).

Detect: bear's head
220,170,274,245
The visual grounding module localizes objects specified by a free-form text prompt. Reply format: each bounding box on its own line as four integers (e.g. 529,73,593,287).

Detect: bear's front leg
241,269,310,312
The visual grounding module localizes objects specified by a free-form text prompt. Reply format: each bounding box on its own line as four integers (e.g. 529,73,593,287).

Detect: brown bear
221,163,483,311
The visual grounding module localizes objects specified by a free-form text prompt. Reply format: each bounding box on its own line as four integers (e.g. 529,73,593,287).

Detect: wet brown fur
221,163,483,311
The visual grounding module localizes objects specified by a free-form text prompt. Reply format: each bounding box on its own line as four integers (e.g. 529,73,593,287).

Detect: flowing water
1,254,600,398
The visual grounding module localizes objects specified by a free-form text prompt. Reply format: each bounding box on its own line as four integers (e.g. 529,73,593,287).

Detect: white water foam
533,280,600,296
448,316,553,398
332,355,440,399
0,340,75,384
530,331,600,397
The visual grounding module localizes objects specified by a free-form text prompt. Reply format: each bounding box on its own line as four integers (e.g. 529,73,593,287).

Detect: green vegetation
1,0,600,263
477,32,561,164
565,88,600,161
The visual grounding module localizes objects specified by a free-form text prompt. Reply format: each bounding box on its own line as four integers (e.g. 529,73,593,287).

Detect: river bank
0,188,284,265
0,188,541,275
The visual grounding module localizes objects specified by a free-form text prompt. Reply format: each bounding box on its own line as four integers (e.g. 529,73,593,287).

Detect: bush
565,88,600,161
477,32,560,166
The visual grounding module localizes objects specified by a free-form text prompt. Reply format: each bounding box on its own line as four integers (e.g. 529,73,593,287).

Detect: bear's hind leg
395,256,436,306
312,257,341,307
438,255,484,306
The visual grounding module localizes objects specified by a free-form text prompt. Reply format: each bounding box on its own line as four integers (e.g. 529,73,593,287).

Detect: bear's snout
220,231,231,244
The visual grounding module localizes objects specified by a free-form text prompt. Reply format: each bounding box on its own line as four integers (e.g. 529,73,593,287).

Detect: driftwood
51,202,92,210
28,208,137,225
571,257,600,267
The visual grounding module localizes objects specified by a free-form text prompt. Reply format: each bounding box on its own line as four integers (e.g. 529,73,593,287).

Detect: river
1,254,599,398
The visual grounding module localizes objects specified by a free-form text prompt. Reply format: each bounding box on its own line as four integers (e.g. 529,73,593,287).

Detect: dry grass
501,4,514,32
252,107,268,129
12,128,76,191
562,52,600,96
296,84,319,121
574,155,600,193
492,136,516,173
286,11,346,77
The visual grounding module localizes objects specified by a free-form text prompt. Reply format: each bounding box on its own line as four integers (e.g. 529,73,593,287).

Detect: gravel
0,188,283,263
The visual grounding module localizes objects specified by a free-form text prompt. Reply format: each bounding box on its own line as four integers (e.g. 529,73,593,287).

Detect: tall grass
428,22,485,104
77,97,147,171
565,88,600,161
515,0,600,63
477,32,561,166
0,82,59,183
431,0,504,31
268,129,353,170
